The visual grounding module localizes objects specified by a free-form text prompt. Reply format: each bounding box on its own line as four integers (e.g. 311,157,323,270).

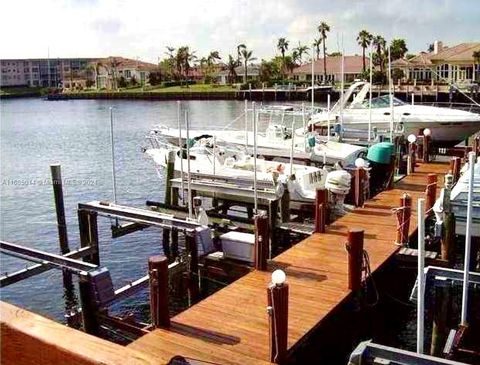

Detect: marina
2,3,480,363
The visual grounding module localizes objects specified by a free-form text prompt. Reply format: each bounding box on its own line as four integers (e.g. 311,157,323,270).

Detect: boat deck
128,162,449,365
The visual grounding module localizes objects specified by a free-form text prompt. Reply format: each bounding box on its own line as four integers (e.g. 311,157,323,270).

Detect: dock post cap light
423,128,431,137
407,134,417,143
354,158,366,168
271,269,286,286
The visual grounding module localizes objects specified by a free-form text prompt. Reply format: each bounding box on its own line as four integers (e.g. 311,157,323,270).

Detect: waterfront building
392,41,480,84
291,56,366,84
217,64,260,84
0,56,157,90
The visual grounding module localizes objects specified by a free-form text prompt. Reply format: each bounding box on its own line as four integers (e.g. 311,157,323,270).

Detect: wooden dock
125,162,449,364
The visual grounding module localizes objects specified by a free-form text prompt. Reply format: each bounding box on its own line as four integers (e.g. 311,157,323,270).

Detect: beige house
393,41,480,84
291,56,367,84
94,57,158,90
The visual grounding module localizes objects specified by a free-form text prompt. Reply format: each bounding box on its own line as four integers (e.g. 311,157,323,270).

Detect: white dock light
407,134,417,144
354,158,366,168
271,269,286,286
423,128,431,137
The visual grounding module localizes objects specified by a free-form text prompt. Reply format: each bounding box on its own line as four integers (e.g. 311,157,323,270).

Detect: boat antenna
109,107,118,205
244,99,249,149
177,101,185,203
185,109,193,219
368,44,373,142
302,103,307,151
417,198,426,354
340,33,345,129
290,115,295,176
252,102,258,214
327,93,331,141
311,43,315,111
388,45,394,141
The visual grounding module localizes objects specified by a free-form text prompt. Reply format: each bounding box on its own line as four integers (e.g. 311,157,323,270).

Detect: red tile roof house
291,55,368,84
392,41,480,85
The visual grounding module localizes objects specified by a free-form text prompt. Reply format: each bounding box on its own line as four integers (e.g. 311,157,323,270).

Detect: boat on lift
310,81,480,146
144,135,332,203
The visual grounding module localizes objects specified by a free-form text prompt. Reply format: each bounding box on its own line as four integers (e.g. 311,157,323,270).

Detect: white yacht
310,81,480,146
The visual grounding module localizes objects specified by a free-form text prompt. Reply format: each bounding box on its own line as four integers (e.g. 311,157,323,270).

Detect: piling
148,255,170,328
346,229,364,291
442,174,456,265
314,189,328,233
473,135,480,157
78,210,100,265
395,193,412,246
78,276,99,335
254,214,269,271
451,157,461,183
354,168,366,207
267,272,289,364
430,278,451,357
269,200,279,256
280,184,290,223
185,232,199,304
425,174,438,214
423,135,431,163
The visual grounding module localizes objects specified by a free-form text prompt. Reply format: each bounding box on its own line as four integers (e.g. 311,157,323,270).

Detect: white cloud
0,0,478,63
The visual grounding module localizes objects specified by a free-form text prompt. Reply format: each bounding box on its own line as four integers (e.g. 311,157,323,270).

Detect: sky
1,0,479,63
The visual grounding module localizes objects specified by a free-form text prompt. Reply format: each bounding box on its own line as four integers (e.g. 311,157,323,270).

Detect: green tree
226,54,239,84
108,57,121,90
294,42,309,64
372,35,386,73
240,47,257,83
259,59,281,82
390,39,408,60
237,44,246,64
277,37,289,78
357,30,373,72
175,46,197,83
313,38,322,60
317,21,331,81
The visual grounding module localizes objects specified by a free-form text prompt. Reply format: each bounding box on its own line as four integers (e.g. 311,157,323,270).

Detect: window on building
24,68,29,73
125,70,131,78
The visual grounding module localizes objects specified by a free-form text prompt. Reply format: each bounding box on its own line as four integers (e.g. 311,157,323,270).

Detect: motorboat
310,81,480,146
144,135,331,203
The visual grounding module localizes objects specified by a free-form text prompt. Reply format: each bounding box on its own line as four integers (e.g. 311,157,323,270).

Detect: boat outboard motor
325,169,352,219
366,142,395,195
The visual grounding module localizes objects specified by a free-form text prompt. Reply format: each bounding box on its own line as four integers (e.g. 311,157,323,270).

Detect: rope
361,250,379,307
269,287,280,363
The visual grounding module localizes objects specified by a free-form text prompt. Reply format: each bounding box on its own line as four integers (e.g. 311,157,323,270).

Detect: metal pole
388,46,394,141
311,45,315,111
185,110,193,219
290,116,295,176
417,197,426,354
213,135,216,175
327,93,331,142
109,107,118,204
244,99,248,149
411,93,415,106
340,51,345,128
302,103,307,151
253,102,258,214
368,45,373,142
461,151,475,326
177,101,185,202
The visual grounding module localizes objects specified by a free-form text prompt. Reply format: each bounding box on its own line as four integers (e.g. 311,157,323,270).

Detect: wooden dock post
148,255,170,328
280,184,290,223
423,133,431,163
78,277,99,335
78,210,100,265
163,151,176,260
473,135,480,157
425,174,438,214
354,167,366,207
185,232,199,304
269,200,279,257
430,279,451,356
451,157,461,183
314,188,327,233
267,270,288,364
347,229,364,291
395,193,412,246
254,214,269,271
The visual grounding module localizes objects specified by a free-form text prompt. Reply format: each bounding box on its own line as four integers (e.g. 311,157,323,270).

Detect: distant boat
310,81,480,146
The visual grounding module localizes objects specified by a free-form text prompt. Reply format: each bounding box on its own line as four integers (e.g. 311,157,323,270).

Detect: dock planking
128,162,449,364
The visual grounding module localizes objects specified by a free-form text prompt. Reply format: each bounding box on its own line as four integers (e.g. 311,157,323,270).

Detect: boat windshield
361,95,406,108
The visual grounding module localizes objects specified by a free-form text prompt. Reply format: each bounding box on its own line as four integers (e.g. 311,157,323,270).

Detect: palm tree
372,35,386,73
94,61,103,89
291,50,300,65
176,46,197,82
317,21,331,81
357,30,373,72
277,37,289,78
294,42,309,64
227,55,238,84
240,48,257,83
108,57,121,90
237,44,246,64
313,38,322,60
473,50,480,82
